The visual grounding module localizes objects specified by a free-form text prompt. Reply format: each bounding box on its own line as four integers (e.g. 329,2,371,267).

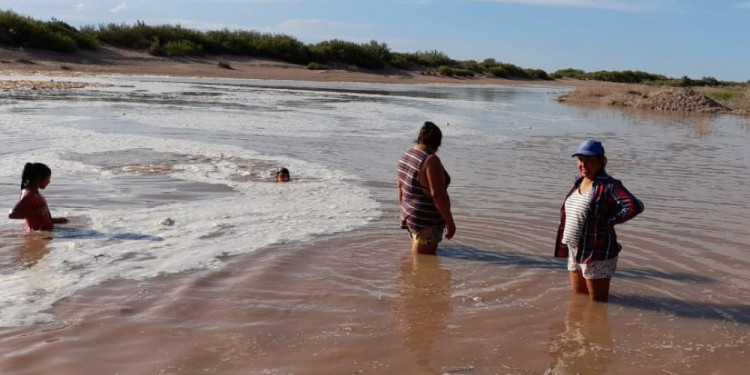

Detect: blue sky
4,0,749,81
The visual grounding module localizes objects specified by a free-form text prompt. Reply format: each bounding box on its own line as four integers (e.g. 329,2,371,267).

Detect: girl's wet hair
416,121,442,150
276,167,290,176
21,163,51,189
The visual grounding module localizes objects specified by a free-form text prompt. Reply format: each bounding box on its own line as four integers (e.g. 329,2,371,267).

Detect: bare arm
8,196,41,219
397,179,403,203
9,195,66,224
423,155,455,239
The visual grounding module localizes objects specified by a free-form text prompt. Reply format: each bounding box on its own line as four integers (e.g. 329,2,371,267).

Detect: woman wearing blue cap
554,140,644,302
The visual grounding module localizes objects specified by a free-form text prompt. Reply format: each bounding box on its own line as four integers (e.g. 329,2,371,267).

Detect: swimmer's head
275,167,290,182
21,163,52,190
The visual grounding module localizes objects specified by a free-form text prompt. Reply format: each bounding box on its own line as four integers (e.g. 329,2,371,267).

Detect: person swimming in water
9,163,68,231
275,167,291,182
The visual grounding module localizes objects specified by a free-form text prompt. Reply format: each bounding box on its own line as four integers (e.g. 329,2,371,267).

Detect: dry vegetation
558,81,750,116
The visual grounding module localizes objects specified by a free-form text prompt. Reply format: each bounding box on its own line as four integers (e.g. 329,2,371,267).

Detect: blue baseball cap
572,139,605,157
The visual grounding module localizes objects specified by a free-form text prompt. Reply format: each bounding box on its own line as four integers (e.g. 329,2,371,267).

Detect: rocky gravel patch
559,86,733,113
633,88,728,112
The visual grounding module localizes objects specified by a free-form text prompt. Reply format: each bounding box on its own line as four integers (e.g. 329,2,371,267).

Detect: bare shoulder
424,153,443,167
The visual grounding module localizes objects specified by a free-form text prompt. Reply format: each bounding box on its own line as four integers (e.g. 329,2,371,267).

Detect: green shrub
94,22,204,49
148,37,164,55
552,68,668,83
413,50,454,68
35,29,78,52
47,19,98,50
551,68,587,79
481,58,498,70
438,65,454,76
453,68,475,77
311,39,388,69
307,62,328,70
0,10,97,52
390,53,412,70
164,39,203,56
488,63,530,79
458,60,485,74
677,76,727,87
525,68,550,80
392,50,454,68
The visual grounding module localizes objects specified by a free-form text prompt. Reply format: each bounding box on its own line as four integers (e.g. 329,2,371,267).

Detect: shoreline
1,46,563,87
2,45,748,116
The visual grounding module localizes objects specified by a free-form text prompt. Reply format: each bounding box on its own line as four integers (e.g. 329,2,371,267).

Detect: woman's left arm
610,181,644,224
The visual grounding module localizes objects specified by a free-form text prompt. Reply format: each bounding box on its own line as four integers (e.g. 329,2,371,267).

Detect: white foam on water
0,76,557,326
0,104,379,326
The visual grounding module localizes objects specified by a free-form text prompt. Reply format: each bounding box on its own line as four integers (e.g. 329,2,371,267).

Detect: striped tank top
397,147,451,231
561,187,593,248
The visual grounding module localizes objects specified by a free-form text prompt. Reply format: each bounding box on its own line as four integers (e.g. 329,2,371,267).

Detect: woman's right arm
424,155,455,239
609,180,644,224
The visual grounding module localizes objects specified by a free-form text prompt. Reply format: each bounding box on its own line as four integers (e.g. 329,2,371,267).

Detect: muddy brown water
0,78,748,374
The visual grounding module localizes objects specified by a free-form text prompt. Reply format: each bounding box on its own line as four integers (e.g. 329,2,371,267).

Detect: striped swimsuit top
397,147,451,231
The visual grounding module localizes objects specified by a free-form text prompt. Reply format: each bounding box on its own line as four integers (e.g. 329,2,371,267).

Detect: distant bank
1,10,748,115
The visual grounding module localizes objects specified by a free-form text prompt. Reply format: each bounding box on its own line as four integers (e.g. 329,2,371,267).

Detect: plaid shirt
555,172,644,262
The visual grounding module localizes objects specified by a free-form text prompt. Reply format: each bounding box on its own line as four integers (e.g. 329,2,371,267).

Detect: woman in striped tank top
397,122,456,254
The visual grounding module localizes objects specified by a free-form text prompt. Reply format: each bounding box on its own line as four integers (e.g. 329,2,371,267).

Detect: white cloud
466,0,659,12
75,3,84,11
734,2,750,9
110,1,128,13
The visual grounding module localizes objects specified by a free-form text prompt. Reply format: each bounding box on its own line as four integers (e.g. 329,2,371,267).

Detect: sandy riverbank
1,45,554,86
3,45,748,116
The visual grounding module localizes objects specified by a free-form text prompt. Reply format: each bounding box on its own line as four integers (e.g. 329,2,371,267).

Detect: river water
0,76,748,374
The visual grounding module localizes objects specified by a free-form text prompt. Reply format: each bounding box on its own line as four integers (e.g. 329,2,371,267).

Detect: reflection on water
1,77,748,372
546,295,613,375
1,216,164,270
15,233,51,268
392,254,452,374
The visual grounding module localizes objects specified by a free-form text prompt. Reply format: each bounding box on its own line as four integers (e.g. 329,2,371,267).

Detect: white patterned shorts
566,246,618,279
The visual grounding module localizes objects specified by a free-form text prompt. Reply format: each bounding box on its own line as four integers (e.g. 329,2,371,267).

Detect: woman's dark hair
21,163,51,189
415,121,442,150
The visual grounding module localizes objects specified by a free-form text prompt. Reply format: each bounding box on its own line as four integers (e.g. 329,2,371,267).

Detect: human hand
445,222,456,240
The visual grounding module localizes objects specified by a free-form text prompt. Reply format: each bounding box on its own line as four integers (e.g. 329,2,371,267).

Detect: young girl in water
275,167,291,182
8,163,67,231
